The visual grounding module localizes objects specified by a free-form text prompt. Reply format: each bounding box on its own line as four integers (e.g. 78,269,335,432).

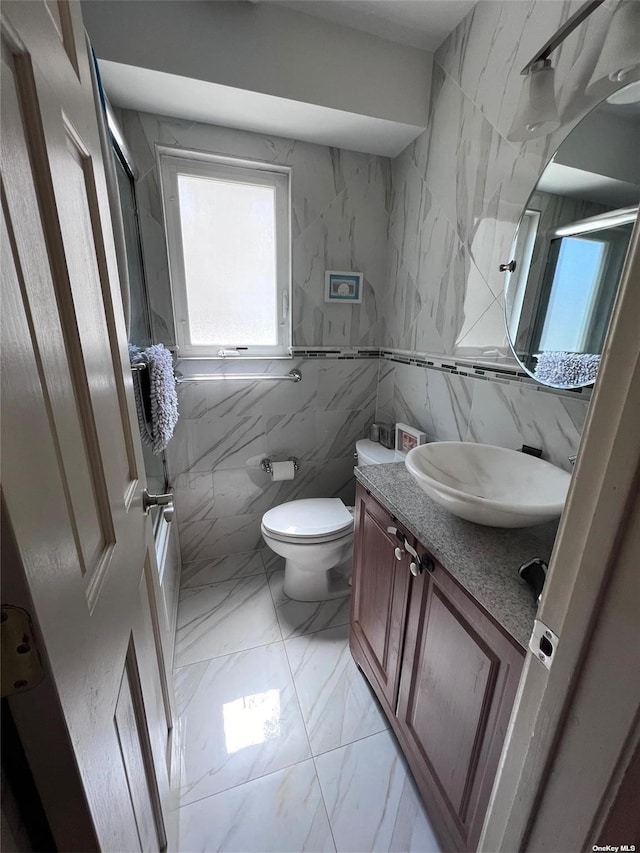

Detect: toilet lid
262,498,353,539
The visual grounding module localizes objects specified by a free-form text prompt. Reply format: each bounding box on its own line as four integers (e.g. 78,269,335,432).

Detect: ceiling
90,0,481,156
537,162,639,207
266,0,478,51
100,60,425,156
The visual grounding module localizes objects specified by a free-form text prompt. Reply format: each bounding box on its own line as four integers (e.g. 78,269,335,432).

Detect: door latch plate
1,605,44,697
529,619,559,670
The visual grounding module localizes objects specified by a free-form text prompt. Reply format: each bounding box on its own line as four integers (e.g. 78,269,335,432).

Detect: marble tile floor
174,549,441,853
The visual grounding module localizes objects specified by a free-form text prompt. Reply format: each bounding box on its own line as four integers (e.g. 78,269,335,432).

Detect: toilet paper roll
270,461,296,482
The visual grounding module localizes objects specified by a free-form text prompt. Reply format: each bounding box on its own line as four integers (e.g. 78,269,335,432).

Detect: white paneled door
1,2,175,849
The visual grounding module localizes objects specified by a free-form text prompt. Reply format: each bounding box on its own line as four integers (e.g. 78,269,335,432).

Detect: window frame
158,146,292,359
505,207,540,345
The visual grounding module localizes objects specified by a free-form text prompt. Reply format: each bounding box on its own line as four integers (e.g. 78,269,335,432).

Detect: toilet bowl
261,498,354,601
261,439,402,601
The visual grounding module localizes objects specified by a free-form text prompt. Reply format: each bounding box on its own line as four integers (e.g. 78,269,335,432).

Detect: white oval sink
405,442,571,528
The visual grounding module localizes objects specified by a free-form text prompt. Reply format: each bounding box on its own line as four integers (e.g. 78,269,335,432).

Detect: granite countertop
355,463,559,649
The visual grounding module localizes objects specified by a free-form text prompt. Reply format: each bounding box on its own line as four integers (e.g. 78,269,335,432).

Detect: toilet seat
262,498,353,542
261,525,353,546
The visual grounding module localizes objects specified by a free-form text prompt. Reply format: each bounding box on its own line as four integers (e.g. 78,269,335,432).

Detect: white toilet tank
356,438,403,466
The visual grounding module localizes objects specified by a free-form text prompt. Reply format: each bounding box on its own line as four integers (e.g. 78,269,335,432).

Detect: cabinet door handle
404,540,418,559
394,547,405,561
409,555,435,576
388,526,419,558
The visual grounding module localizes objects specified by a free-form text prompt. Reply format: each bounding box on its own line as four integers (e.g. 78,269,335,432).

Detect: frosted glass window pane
177,174,278,346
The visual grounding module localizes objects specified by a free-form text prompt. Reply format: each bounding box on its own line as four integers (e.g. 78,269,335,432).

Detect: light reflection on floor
223,688,281,754
174,555,440,852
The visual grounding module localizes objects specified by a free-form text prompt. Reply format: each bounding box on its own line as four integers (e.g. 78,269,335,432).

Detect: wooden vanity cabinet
396,539,525,851
350,484,525,852
350,483,412,711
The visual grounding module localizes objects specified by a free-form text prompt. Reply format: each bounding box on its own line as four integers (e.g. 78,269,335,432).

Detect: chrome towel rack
175,369,302,384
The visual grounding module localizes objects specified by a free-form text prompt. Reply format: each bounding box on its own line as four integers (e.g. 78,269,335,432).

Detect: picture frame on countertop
395,422,427,455
324,271,363,304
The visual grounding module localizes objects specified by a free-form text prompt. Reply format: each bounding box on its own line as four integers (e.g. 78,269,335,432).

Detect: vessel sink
404,442,571,528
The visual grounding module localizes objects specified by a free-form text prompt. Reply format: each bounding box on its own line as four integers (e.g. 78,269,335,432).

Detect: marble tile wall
120,111,389,554
120,109,391,349
376,359,588,472
170,356,379,560
121,1,630,555
377,0,630,468
384,0,627,361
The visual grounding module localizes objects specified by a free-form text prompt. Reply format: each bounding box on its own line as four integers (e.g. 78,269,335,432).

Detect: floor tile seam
174,635,286,670
307,717,392,762
258,549,270,572
279,617,391,792
179,567,267,592
176,755,319,812
172,638,288,677
280,621,368,751
267,575,351,642
285,613,351,643
268,584,372,762
179,547,269,562
278,608,318,767
177,573,279,631
178,569,270,596
181,550,264,568
310,752,339,853
282,615,351,647
310,727,392,763
311,727,433,851
265,567,287,646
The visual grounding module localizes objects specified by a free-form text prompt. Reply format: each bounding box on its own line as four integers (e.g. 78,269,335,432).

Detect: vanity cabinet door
350,484,412,710
397,549,524,852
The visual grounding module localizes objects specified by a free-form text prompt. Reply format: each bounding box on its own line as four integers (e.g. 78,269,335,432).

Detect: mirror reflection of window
502,79,639,389
539,236,607,352
536,221,634,356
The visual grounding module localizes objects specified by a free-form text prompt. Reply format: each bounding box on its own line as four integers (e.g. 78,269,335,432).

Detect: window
159,149,291,358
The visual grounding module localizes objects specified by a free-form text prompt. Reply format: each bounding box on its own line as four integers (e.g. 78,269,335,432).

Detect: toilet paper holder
261,456,300,475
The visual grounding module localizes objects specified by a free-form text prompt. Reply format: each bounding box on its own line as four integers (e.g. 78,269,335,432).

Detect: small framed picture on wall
325,271,363,304
395,422,427,455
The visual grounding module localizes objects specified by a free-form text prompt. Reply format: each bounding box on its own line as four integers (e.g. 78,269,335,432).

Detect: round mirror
504,81,640,389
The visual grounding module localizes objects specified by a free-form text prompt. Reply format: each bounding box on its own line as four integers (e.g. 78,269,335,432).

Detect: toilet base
283,558,351,602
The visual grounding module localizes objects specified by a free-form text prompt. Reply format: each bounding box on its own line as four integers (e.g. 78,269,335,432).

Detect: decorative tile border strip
291,347,592,400
379,349,592,399
291,347,380,359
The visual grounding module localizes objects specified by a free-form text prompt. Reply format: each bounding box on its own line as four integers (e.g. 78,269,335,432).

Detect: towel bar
175,369,302,384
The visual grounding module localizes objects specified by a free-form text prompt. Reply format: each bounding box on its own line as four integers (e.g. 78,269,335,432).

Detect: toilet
261,439,402,601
